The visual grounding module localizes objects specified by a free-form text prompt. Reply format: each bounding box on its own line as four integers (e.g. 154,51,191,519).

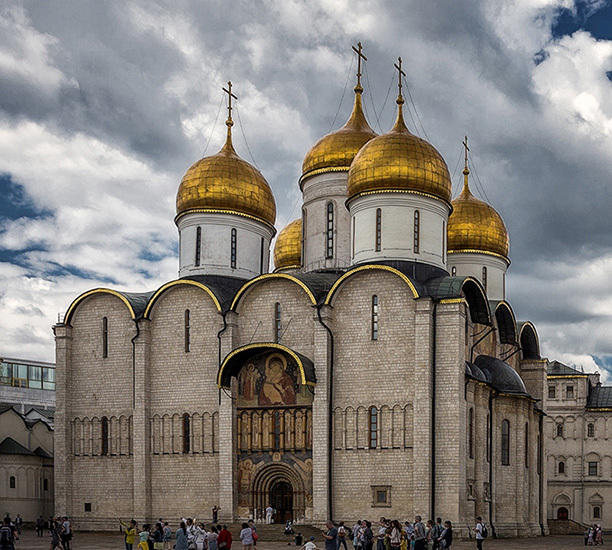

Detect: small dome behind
447,166,509,260
274,219,302,271
474,355,529,396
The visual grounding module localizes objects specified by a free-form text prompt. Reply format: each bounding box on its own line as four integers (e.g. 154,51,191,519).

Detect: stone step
224,523,325,543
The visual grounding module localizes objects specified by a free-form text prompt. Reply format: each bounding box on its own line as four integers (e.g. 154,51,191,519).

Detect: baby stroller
284,521,295,536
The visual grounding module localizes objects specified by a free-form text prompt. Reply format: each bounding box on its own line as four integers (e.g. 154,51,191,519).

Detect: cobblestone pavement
14,529,592,550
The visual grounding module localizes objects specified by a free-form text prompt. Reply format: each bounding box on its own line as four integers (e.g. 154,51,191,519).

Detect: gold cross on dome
462,135,470,170
222,81,238,122
394,57,406,97
352,41,367,87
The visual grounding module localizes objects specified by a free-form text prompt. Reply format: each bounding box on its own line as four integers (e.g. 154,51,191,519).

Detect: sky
1,0,612,380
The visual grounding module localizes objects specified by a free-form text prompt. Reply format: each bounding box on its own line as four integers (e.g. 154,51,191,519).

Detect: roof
547,361,585,376
25,407,56,420
473,355,530,397
0,437,35,456
33,446,53,458
588,385,612,409
185,275,248,311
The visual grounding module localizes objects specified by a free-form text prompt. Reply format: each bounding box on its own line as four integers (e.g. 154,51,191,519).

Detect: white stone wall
448,253,508,301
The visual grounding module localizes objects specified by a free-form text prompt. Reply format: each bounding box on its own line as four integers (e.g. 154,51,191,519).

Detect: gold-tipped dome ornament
447,141,509,261
273,219,302,271
176,82,276,227
347,58,451,203
300,43,377,186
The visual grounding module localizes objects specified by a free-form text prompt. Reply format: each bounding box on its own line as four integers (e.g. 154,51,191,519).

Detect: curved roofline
448,248,510,265
459,277,492,325
218,342,314,388
231,273,317,310
519,321,541,360
346,188,453,212
325,264,419,306
273,265,301,273
64,289,136,325
493,301,518,345
299,166,350,189
144,280,222,317
174,208,277,234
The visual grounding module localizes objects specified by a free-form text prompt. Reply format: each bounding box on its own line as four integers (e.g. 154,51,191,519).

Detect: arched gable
460,278,491,325
64,289,136,325
231,273,317,311
518,322,540,360
144,279,222,317
493,301,518,345
325,265,419,306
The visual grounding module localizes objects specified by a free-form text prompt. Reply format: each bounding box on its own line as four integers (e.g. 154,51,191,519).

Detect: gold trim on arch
231,273,317,310
273,265,301,273
324,264,419,306
64,289,136,325
346,188,453,211
519,321,540,356
448,248,510,265
299,166,350,188
440,298,464,304
144,280,221,317
217,342,315,388
174,208,276,232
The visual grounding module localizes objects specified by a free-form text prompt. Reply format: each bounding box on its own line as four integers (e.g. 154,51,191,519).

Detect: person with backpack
337,522,348,550
0,517,16,550
474,517,487,550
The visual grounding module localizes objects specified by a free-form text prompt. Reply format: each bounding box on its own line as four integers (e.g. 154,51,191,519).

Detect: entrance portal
557,507,569,520
271,481,293,523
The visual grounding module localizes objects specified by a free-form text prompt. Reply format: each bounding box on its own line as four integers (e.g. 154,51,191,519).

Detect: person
437,522,452,550
322,521,338,550
474,517,485,550
163,522,172,550
175,523,189,550
61,516,72,550
121,519,138,550
153,523,165,550
424,521,433,550
285,521,295,536
207,526,218,550
247,520,257,547
239,523,253,550
217,525,232,550
300,536,319,550
14,516,22,537
352,522,362,550
0,517,16,550
265,505,274,525
138,524,151,550
212,507,219,524
596,524,604,546
362,521,374,550
412,518,425,550
338,522,348,550
389,520,402,550
50,519,62,550
376,519,387,550
431,519,442,550
36,515,45,537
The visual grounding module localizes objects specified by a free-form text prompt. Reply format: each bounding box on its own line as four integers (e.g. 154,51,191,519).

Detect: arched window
558,461,565,475
368,407,378,448
195,226,202,266
451,266,456,276
556,424,563,438
594,506,601,519
525,422,529,468
102,316,108,358
230,228,237,269
182,413,191,454
413,210,420,254
326,203,334,259
468,408,474,459
101,417,109,456
184,309,190,353
274,303,282,343
482,266,487,292
371,296,379,341
588,423,595,437
375,208,382,252
501,419,510,465
9,476,15,489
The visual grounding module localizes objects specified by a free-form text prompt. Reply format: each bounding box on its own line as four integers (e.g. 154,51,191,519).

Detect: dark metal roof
121,291,156,319
588,385,612,409
33,446,53,458
547,361,584,376
0,437,35,455
474,355,530,396
290,272,341,304
184,275,248,311
426,276,491,325
465,361,487,382
25,407,55,419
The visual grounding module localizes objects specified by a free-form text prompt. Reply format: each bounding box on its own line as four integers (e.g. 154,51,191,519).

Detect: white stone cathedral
54,52,549,537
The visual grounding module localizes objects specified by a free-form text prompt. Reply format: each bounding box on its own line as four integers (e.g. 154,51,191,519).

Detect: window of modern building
525,423,529,468
369,407,378,448
231,228,237,269
468,408,474,459
184,309,190,353
1,361,55,390
326,203,334,259
548,385,556,399
9,476,15,489
556,424,563,438
28,365,42,389
558,461,565,475
371,296,379,340
482,266,487,292
101,417,109,456
566,385,574,399
588,461,598,476
182,413,191,454
501,419,510,465
42,367,55,390
195,226,202,266
588,423,595,437
594,506,601,519
102,316,108,358
413,210,420,254
375,208,382,252
274,303,282,343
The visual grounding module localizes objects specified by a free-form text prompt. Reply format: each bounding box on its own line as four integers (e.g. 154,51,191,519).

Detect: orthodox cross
462,135,470,171
222,81,238,122
394,57,406,97
352,41,367,87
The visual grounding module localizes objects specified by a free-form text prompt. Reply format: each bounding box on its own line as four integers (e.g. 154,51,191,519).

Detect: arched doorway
271,480,293,523
557,507,569,520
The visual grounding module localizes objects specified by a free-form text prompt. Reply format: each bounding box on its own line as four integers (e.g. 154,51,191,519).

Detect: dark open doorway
271,480,293,523
557,507,569,520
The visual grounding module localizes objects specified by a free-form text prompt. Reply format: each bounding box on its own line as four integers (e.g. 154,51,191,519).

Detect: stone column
53,324,72,517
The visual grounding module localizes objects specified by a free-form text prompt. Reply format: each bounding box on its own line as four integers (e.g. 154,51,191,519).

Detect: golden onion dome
176,116,276,226
447,167,509,261
273,218,302,271
301,85,377,186
347,96,452,203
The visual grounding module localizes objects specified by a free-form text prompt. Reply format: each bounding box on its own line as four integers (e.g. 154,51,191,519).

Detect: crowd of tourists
585,524,604,546
1,514,73,550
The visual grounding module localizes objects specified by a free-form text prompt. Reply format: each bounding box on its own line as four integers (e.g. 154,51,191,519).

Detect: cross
462,135,470,170
222,81,238,122
394,57,406,97
351,41,367,87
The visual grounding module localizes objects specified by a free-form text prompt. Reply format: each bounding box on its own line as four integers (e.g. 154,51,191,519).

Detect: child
300,536,318,550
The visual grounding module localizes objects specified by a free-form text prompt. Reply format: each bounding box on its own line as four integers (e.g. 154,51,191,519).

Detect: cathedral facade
54,59,548,537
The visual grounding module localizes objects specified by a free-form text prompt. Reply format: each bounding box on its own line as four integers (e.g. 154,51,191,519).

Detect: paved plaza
13,529,590,550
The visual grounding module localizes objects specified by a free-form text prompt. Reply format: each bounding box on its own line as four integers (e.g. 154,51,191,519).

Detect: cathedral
54,50,548,537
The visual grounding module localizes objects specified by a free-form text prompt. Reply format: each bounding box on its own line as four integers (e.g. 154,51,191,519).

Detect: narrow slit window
231,228,237,269
182,413,191,454
414,210,420,254
368,407,378,448
482,266,487,292
588,423,595,437
9,476,15,489
184,309,190,353
525,422,529,468
326,203,334,259
195,226,202,267
371,295,379,340
486,414,490,463
101,417,109,456
260,237,265,274
468,408,474,459
274,303,282,343
558,461,565,474
501,419,510,465
375,208,382,252
102,317,108,358
451,266,456,276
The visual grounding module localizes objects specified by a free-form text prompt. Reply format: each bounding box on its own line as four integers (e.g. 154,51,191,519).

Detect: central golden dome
273,218,302,271
301,85,377,186
176,120,276,226
347,98,451,203
447,168,509,261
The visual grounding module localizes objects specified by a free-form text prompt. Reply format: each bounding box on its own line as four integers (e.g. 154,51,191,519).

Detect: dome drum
274,219,302,272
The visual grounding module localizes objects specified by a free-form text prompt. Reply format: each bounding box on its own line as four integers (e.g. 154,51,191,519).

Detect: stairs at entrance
226,523,324,544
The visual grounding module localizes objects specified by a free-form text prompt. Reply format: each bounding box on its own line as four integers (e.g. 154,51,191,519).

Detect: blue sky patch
552,1,612,40
0,173,51,221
